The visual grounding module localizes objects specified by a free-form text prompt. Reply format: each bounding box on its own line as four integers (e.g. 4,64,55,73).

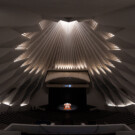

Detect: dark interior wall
49,88,86,108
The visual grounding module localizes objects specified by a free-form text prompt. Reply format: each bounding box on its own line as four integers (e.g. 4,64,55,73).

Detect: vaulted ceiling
0,0,135,109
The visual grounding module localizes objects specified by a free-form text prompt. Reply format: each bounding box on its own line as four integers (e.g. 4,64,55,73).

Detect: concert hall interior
0,0,135,135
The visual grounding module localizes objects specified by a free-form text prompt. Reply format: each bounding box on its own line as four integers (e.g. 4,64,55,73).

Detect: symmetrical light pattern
0,0,135,112
55,63,87,70
15,19,121,77
2,18,135,108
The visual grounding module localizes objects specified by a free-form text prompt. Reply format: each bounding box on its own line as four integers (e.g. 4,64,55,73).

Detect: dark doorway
49,88,86,109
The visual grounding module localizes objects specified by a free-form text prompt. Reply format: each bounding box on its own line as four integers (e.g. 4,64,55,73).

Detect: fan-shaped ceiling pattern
0,0,135,109
15,20,120,75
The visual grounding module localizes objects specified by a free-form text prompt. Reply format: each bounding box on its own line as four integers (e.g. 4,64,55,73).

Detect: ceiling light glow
109,43,121,50
103,32,115,40
20,103,27,107
90,19,98,30
21,33,31,39
15,43,28,50
14,53,27,63
55,63,87,70
59,20,78,34
108,101,135,107
3,101,13,106
14,19,122,78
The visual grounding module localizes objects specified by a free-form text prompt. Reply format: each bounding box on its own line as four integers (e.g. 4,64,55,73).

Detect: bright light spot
115,58,122,63
59,20,78,34
24,67,31,72
21,33,31,39
89,69,94,75
94,68,100,75
42,70,45,75
99,67,106,74
15,43,28,50
14,53,26,63
20,60,31,67
103,32,115,40
3,101,13,106
104,67,112,73
107,101,135,107
55,63,87,70
106,61,115,68
108,33,115,38
39,20,45,30
20,103,27,107
22,33,28,37
64,103,71,110
109,63,115,68
29,68,35,74
35,68,41,74
90,19,98,30
111,55,122,63
15,46,25,50
112,45,121,50
108,43,121,51
107,103,116,107
65,84,72,88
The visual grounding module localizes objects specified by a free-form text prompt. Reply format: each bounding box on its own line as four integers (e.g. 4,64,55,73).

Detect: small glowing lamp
64,103,71,110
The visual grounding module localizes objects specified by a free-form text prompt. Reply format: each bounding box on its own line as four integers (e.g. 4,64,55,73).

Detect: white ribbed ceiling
0,0,135,109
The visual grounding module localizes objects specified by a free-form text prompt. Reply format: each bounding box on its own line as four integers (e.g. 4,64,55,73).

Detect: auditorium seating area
0,107,135,130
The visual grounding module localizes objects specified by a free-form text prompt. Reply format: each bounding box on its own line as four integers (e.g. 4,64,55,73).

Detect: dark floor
0,105,135,129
